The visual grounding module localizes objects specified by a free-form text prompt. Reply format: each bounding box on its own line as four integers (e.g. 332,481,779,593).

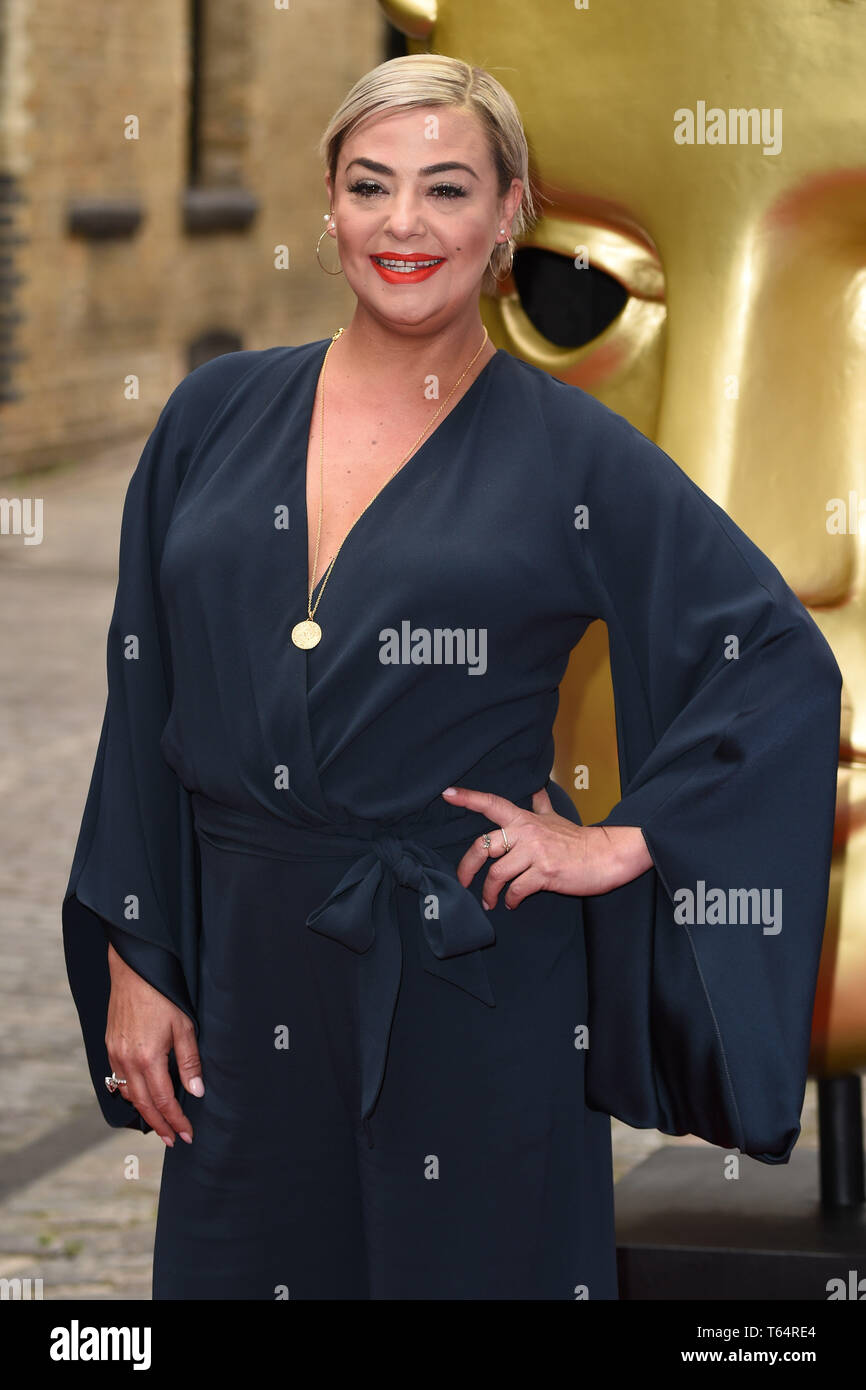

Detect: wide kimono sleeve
62,351,260,1131
557,395,842,1164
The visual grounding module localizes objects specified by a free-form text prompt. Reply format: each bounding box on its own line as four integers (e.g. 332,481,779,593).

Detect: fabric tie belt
189,792,509,1142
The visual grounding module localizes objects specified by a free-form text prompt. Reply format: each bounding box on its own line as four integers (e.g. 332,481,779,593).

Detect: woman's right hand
105,941,204,1146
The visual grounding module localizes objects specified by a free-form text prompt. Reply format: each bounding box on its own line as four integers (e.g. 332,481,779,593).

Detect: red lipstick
370,252,447,284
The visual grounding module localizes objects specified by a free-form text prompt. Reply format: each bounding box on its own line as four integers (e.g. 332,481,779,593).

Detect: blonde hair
317,53,539,295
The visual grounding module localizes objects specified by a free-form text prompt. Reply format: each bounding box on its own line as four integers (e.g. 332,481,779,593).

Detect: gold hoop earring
316,216,343,276
490,231,514,282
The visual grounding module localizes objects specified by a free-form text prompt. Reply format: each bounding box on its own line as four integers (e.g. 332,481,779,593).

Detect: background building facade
0,0,400,476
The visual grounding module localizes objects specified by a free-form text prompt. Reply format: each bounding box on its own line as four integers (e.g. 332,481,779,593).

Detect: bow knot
305,833,496,1129
189,791,501,1139
371,832,421,888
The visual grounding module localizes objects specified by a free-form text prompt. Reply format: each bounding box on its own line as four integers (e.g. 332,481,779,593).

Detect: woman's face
325,104,522,333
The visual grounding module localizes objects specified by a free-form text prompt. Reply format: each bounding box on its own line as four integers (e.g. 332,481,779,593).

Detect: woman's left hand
441,784,652,909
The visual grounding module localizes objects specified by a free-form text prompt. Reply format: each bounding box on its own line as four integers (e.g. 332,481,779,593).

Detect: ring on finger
481,826,511,855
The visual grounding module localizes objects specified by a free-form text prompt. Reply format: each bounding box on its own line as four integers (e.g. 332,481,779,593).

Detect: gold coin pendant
291,619,322,649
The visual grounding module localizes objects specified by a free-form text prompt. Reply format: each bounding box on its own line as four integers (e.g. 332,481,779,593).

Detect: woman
62,54,841,1300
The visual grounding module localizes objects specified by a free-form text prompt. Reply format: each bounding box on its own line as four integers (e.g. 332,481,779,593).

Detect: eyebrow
344,158,480,180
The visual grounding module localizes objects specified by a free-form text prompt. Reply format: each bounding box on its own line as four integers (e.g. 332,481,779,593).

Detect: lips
370,253,447,284
372,252,445,266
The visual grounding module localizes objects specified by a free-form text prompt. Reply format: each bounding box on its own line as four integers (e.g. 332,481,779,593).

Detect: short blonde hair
318,53,539,294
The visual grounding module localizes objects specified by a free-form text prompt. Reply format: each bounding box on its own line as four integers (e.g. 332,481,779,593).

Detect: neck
330,308,492,390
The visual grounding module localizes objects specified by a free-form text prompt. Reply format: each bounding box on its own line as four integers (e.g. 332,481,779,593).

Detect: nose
381,190,428,241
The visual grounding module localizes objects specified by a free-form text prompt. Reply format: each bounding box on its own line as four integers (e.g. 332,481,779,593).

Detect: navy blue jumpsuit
62,338,842,1300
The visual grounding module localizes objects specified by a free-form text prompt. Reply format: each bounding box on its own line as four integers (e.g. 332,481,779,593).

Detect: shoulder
497,351,752,567
162,340,326,429
501,356,801,613
494,348,654,457
494,348,688,503
132,342,328,500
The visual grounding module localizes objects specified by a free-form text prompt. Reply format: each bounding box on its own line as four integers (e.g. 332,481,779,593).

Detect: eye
429,183,467,199
347,180,384,197
346,179,468,200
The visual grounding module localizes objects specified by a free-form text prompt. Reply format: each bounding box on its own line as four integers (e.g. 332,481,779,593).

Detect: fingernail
161,1135,174,1147
189,1077,205,1097
179,1131,193,1144
482,901,490,911
442,787,457,796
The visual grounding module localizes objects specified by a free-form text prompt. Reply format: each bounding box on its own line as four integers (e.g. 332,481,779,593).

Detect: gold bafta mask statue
382,0,864,1074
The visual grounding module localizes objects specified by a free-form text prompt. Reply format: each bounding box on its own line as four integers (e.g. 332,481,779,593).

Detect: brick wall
0,0,386,476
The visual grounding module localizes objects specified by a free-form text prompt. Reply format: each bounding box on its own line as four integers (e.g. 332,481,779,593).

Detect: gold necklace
291,325,491,649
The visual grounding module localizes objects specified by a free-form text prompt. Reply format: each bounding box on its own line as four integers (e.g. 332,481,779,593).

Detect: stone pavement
0,439,820,1299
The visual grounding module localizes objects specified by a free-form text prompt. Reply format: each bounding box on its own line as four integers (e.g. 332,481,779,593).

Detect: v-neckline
301,336,501,605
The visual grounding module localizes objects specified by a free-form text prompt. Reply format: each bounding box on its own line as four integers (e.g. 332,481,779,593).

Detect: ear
503,176,523,229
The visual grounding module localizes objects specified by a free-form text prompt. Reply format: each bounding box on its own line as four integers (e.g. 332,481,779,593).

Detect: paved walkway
0,440,820,1298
